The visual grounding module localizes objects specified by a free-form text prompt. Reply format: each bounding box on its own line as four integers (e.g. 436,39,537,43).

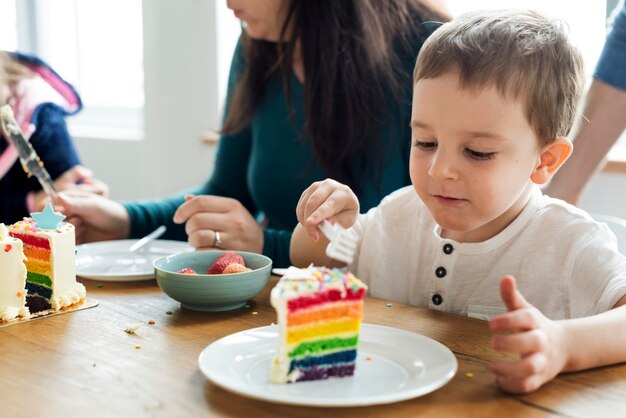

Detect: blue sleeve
0,103,80,223
262,229,292,268
30,103,81,177
594,2,626,91
125,38,258,241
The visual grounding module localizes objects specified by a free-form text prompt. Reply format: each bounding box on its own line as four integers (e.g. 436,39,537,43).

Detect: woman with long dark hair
59,0,449,267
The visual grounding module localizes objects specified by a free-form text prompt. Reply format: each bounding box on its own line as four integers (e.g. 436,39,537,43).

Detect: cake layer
26,272,52,288
287,287,366,313
289,349,357,371
289,335,359,358
293,364,356,382
287,301,362,327
23,246,51,262
287,318,361,344
26,282,52,300
24,259,52,277
26,295,51,312
9,232,50,249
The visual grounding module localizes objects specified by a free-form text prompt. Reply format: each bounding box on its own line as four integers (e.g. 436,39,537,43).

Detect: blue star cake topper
31,203,66,229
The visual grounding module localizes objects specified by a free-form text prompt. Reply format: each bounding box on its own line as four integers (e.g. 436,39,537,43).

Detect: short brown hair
413,10,584,147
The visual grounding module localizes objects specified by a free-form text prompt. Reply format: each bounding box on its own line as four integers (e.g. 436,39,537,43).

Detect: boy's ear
530,137,573,185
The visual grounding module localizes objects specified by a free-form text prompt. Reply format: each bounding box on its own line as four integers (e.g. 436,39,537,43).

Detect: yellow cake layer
287,301,363,327
24,258,52,277
286,318,362,345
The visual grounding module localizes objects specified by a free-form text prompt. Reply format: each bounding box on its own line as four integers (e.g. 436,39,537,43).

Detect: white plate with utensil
75,239,192,281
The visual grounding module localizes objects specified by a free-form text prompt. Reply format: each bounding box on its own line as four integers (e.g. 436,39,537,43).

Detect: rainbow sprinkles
270,266,368,383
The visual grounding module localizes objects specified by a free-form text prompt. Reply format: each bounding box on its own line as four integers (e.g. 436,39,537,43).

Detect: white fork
318,220,357,265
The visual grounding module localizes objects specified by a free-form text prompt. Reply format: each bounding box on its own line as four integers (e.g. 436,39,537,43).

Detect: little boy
290,10,626,394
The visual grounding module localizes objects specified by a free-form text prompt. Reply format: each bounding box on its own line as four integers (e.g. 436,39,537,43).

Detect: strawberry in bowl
154,250,272,311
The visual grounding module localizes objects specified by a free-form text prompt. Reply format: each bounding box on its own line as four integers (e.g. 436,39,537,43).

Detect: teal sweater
125,37,423,267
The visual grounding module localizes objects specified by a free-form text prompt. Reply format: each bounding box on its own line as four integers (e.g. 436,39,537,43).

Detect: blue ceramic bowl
153,250,272,311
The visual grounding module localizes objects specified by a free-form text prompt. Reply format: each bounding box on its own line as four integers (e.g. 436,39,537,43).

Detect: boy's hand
296,179,359,241
489,275,570,393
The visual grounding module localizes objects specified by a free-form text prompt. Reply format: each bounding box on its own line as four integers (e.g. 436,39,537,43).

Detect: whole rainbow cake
0,223,29,321
7,204,85,313
269,266,368,383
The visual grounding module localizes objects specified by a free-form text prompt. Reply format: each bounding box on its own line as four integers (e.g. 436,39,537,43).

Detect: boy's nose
428,151,458,181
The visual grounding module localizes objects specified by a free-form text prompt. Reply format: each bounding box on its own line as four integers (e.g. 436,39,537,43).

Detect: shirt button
435,267,447,278
443,243,454,254
432,294,443,305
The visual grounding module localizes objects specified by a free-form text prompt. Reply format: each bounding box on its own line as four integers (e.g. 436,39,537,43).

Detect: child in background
291,10,626,393
0,51,108,223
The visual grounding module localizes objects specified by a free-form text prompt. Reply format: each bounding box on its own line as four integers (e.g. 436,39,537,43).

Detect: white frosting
43,223,80,305
0,306,29,322
269,292,290,383
9,219,84,313
51,282,86,310
0,223,29,321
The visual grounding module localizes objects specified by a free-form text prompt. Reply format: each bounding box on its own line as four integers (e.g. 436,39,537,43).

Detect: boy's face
410,71,541,242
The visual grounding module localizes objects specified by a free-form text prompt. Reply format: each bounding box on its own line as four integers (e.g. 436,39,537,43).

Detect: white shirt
348,186,626,320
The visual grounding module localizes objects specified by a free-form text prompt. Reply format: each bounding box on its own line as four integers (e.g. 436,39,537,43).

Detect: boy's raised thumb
499,275,529,312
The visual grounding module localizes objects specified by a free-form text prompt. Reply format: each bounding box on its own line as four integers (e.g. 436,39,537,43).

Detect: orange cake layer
287,301,363,327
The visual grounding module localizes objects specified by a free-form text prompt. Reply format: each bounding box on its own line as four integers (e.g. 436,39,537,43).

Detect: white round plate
198,323,457,407
75,239,192,281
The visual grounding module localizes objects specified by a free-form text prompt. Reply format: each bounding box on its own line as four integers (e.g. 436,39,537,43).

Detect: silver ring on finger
213,230,222,248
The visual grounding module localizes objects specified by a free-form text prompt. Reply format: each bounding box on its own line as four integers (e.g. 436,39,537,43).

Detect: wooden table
1,276,625,417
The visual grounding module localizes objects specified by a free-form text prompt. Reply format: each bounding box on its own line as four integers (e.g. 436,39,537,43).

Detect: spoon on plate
129,225,167,252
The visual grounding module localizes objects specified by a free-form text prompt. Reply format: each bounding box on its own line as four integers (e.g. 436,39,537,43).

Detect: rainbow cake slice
270,266,368,383
8,204,85,313
0,223,30,321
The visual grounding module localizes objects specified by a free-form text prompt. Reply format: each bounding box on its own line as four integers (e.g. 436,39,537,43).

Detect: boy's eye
465,148,496,160
413,140,437,150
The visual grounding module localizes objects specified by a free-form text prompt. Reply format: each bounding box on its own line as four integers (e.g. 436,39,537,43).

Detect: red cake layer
9,232,50,249
287,287,366,313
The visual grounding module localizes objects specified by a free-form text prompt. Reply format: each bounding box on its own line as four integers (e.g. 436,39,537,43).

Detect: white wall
74,0,222,201
580,173,626,217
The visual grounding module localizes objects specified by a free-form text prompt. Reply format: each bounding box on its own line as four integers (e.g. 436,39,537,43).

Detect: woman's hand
32,165,109,212
173,195,264,253
55,190,130,244
295,179,359,241
489,276,570,393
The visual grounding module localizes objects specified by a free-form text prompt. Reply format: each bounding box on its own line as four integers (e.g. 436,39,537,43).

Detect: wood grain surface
1,277,625,417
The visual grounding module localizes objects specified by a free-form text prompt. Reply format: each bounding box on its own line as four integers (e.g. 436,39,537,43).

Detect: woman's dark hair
222,0,448,190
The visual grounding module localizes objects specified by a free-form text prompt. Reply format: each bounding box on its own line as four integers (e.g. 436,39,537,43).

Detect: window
0,0,18,51
446,0,607,78
5,0,144,140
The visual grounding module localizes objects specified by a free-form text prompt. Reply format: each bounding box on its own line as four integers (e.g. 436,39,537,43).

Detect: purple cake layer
295,364,356,382
26,296,51,312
